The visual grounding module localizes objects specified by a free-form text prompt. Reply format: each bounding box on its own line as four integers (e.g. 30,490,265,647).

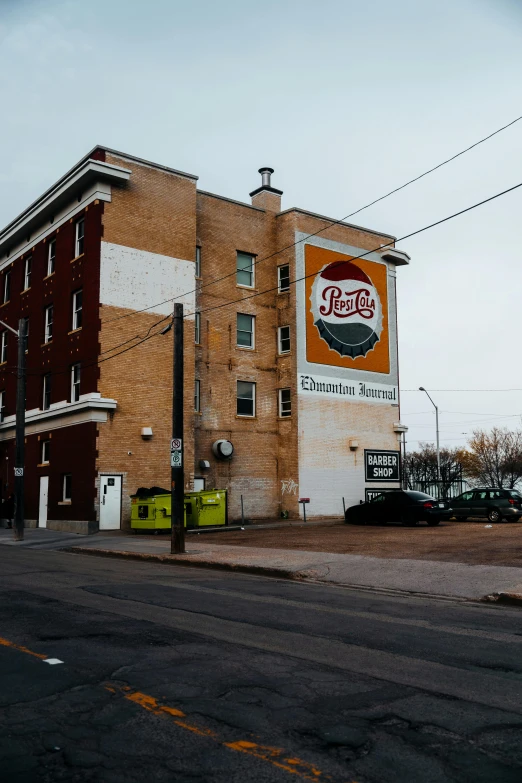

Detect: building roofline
276,207,396,241
197,190,265,212
101,146,198,182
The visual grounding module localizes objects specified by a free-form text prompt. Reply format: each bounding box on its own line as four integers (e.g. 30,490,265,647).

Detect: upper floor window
23,256,32,291
195,379,200,412
237,380,255,417
41,439,50,465
71,363,81,402
44,305,53,343
237,252,255,288
195,312,201,344
75,218,85,257
278,325,291,354
43,373,52,410
47,239,56,276
0,390,5,423
279,388,292,417
0,331,7,364
278,265,290,293
237,314,255,348
72,289,83,330
195,246,201,278
3,270,11,304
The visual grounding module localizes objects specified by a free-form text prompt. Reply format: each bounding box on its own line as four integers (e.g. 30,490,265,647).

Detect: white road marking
43,658,63,665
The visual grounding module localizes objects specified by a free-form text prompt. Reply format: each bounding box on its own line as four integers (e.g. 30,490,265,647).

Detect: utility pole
0,318,26,541
170,303,185,554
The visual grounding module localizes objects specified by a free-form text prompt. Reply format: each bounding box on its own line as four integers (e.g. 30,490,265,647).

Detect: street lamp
419,387,441,491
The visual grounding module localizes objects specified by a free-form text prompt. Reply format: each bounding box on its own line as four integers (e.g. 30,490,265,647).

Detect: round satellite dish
212,439,234,460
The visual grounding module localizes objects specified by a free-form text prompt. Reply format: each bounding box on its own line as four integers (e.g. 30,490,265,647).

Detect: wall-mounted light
141,427,153,440
349,439,359,451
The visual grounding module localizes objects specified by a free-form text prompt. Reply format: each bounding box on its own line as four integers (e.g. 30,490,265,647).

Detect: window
0,331,7,364
195,246,201,278
43,374,51,410
236,252,255,287
47,239,56,276
460,491,474,501
23,256,32,290
22,317,29,353
41,440,50,464
278,265,290,293
0,390,5,423
237,380,255,417
75,218,85,257
195,379,200,412
44,305,53,343
279,388,291,417
71,363,81,402
3,270,10,303
278,325,291,354
237,313,255,348
72,289,83,330
195,312,201,344
62,473,72,502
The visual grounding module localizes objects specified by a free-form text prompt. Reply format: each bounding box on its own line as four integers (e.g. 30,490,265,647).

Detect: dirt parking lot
209,520,522,567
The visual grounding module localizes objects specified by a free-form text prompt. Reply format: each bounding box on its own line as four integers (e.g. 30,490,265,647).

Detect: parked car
450,488,522,523
345,490,451,526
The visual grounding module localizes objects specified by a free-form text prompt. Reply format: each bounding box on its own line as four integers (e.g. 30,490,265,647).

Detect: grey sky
1,0,521,451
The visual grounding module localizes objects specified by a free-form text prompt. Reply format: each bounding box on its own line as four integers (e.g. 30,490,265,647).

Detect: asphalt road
1,550,522,782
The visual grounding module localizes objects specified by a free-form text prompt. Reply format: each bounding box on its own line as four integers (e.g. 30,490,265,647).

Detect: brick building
0,147,409,533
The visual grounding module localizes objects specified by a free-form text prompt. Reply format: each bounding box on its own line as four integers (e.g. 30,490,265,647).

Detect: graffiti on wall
281,479,298,495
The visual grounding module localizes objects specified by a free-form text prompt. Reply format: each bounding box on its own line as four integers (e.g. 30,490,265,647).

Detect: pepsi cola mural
311,259,383,359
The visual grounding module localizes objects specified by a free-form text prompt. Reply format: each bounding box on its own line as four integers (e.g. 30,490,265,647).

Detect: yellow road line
106,683,357,782
0,636,47,660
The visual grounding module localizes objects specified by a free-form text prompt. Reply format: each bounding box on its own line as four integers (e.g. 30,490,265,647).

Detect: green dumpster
185,489,227,528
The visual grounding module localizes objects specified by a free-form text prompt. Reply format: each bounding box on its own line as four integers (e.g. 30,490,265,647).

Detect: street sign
364,449,401,482
14,467,23,477
299,498,310,503
171,438,182,452
171,451,182,468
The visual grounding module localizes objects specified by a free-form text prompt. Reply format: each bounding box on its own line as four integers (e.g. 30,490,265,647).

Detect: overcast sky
1,0,521,451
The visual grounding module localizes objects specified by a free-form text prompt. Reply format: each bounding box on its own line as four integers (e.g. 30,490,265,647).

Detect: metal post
240,494,245,526
342,497,346,515
302,500,306,523
419,387,441,496
14,318,26,541
171,304,185,555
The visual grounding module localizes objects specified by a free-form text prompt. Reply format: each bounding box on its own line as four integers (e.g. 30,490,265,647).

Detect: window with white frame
23,256,32,291
22,318,29,353
43,374,51,410
47,239,56,276
62,473,72,502
195,379,200,412
236,313,255,348
195,312,201,344
71,364,81,402
0,331,7,364
75,218,85,257
278,325,291,354
195,246,201,278
41,440,50,464
279,388,291,417
237,380,255,417
3,270,11,304
44,305,53,343
236,252,255,288
0,390,5,423
72,289,83,330
278,265,290,293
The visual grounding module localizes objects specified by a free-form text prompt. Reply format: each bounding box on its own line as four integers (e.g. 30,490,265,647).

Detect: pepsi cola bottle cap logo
310,259,383,359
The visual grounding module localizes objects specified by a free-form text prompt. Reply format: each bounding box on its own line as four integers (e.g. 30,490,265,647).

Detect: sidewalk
3,527,522,603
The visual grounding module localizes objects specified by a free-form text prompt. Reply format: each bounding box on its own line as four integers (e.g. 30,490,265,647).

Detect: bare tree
462,427,522,489
404,444,466,496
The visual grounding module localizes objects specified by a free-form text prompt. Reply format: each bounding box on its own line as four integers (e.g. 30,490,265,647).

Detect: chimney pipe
259,167,274,188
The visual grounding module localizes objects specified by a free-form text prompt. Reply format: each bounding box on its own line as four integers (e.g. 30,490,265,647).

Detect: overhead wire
99,113,522,326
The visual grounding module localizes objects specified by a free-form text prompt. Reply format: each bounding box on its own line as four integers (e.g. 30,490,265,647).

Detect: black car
450,487,522,523
345,490,450,526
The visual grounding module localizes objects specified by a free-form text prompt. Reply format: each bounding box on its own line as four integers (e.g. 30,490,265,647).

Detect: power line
189,180,522,320
401,388,522,392
100,113,522,327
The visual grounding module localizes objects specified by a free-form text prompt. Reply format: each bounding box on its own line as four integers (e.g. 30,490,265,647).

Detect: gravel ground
208,520,522,567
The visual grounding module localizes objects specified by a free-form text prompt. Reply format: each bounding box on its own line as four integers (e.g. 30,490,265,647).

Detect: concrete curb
482,592,522,607
62,546,298,581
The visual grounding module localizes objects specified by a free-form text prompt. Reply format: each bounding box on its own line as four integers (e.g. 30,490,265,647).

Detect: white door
99,476,122,530
38,476,49,529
